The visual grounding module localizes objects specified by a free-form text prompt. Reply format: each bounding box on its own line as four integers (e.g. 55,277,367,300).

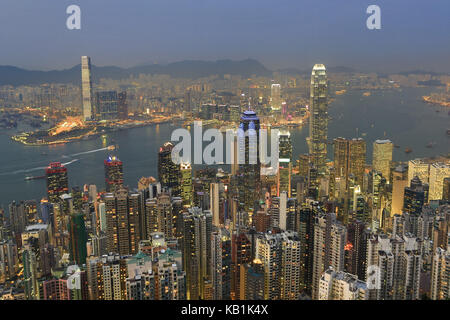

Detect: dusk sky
0,0,449,72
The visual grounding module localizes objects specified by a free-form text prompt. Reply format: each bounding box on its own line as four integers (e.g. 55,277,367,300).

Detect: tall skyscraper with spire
238,109,260,211
308,64,328,175
81,56,94,121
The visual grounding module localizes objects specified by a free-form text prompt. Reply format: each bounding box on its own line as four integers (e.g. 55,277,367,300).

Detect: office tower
211,227,231,300
391,164,409,215
86,254,128,300
430,247,450,300
180,162,193,206
372,140,393,183
68,213,87,265
231,232,251,300
104,156,123,193
429,162,450,201
298,207,316,294
210,183,220,227
366,234,422,300
81,56,93,121
308,64,328,175
238,110,261,211
182,207,212,300
408,159,430,186
298,154,310,178
117,91,128,120
104,188,141,255
270,84,281,111
158,142,181,197
403,176,428,215
95,91,119,120
46,162,69,203
278,130,292,196
345,220,368,281
443,177,450,201
318,267,368,300
333,137,366,188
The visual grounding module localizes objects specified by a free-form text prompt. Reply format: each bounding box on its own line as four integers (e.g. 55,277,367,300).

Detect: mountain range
0,59,272,86
0,59,445,86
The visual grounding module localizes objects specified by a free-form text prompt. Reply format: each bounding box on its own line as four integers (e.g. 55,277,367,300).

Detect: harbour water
0,87,448,207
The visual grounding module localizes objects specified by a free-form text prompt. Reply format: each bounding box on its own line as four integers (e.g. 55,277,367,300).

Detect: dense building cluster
0,64,449,301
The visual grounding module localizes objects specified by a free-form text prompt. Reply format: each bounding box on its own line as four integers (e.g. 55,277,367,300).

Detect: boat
447,129,450,135
25,175,46,181
394,145,400,148
426,142,435,148
405,147,412,154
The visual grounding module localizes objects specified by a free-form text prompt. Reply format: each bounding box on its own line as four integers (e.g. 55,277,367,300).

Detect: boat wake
0,159,79,176
64,146,110,158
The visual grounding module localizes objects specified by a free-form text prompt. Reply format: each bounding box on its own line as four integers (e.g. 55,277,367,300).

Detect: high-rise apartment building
319,267,368,300
182,207,212,300
46,162,69,203
104,188,141,255
104,156,123,193
430,247,450,300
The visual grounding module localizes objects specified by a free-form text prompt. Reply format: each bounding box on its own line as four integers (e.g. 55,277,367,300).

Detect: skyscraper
81,56,93,121
403,176,428,215
238,110,261,211
333,137,366,188
180,162,193,207
278,130,292,196
372,140,393,183
46,162,69,203
429,162,450,201
270,84,281,111
68,213,87,265
95,91,119,120
158,142,181,197
182,207,212,300
308,64,328,175
118,91,128,120
391,164,409,215
104,188,141,255
104,156,123,193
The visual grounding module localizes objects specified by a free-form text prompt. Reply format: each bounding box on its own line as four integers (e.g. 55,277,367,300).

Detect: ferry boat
25,175,46,181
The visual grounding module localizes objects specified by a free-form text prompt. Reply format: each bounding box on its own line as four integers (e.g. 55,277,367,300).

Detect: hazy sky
0,0,449,72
